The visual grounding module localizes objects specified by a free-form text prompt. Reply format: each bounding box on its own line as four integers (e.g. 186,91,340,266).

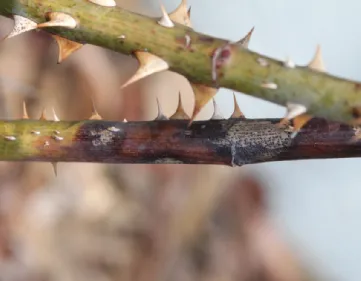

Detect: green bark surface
1,0,361,124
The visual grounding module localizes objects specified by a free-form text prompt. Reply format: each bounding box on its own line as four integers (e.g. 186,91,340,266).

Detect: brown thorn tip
5,15,37,39
88,0,116,7
155,98,169,120
236,26,255,48
52,35,83,63
231,93,245,118
39,108,47,120
158,4,175,28
308,45,326,72
120,51,169,89
37,12,77,29
22,101,29,119
169,0,192,27
51,162,58,177
170,92,190,120
211,98,224,120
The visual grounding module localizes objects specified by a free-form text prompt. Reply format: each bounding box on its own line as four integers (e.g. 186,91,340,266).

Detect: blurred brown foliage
0,1,317,280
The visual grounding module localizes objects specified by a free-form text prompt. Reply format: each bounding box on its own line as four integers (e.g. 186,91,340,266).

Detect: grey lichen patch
91,128,120,147
212,121,293,166
154,158,184,164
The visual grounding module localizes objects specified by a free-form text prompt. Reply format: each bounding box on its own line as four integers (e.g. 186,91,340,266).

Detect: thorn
22,101,29,119
211,98,224,120
236,26,255,48
257,57,269,67
278,103,308,128
155,98,169,120
52,108,60,121
52,35,83,63
170,92,190,120
39,108,47,120
120,51,169,89
5,15,37,39
37,12,77,29
169,0,192,27
292,114,313,133
89,99,102,120
284,57,295,68
231,93,245,118
88,0,116,6
51,162,58,177
308,45,326,72
123,118,128,122
158,4,175,28
189,83,218,125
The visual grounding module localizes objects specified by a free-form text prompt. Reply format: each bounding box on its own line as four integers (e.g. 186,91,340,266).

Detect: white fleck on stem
87,0,116,7
261,82,278,89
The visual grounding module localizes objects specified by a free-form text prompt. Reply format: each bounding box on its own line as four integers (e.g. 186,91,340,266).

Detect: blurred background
0,0,360,280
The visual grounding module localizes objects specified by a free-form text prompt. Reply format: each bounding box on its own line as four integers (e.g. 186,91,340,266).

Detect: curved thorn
52,107,60,121
236,26,255,48
231,93,245,118
37,12,77,29
39,108,47,120
5,15,37,39
170,92,190,120
189,83,218,125
89,99,102,120
120,51,169,89
52,35,83,63
169,0,192,27
158,4,175,28
211,98,224,120
51,162,58,177
308,45,326,72
155,98,169,120
22,101,29,119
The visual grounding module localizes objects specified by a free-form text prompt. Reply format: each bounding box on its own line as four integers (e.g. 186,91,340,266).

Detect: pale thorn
51,162,58,177
120,51,169,89
261,82,278,90
52,35,83,63
52,108,60,121
158,4,175,28
211,99,225,120
278,103,308,128
22,101,29,119
155,98,169,120
231,93,245,118
284,57,295,68
89,105,102,120
5,15,37,39
169,0,192,27
123,118,128,123
170,92,190,120
88,0,116,7
308,45,326,72
236,26,255,48
39,108,47,120
37,12,77,29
